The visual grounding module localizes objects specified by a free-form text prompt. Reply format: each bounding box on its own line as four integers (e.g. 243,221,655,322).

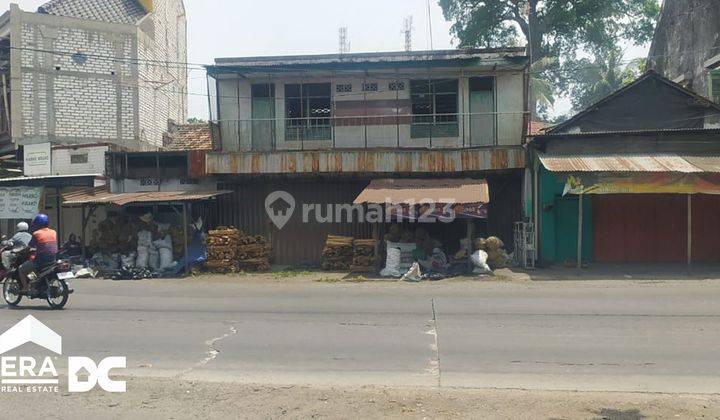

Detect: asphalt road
2,275,720,394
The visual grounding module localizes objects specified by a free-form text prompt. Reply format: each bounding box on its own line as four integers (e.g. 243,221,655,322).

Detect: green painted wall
538,165,594,265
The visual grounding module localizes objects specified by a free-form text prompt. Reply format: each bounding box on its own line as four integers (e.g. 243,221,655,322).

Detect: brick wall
137,0,187,148
14,1,187,150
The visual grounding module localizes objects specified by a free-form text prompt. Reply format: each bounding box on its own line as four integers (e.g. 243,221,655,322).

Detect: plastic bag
401,262,422,282
121,252,137,268
136,246,149,268
153,234,173,251
148,247,160,270
380,247,403,277
137,230,153,248
471,250,492,274
159,248,173,270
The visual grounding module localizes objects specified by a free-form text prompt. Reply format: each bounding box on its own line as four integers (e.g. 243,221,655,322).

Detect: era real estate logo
0,315,126,393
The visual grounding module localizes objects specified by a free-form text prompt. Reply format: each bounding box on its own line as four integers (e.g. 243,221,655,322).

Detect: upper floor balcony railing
213,112,526,152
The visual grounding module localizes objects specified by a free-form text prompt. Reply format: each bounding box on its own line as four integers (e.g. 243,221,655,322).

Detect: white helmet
16,222,29,232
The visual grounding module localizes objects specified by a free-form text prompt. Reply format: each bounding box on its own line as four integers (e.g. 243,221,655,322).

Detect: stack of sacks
474,236,510,269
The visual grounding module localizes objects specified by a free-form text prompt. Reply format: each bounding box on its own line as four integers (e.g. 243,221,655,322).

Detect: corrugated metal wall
486,172,524,249
216,179,373,266
216,173,523,266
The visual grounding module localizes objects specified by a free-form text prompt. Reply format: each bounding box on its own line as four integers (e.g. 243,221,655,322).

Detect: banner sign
563,173,720,195
23,143,52,176
0,187,43,219
388,202,488,220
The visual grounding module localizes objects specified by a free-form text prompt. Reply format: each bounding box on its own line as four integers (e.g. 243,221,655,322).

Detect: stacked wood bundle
205,228,241,273
237,233,272,272
351,239,377,272
321,235,354,270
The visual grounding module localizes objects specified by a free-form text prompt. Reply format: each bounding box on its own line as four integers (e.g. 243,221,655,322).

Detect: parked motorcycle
2,245,73,310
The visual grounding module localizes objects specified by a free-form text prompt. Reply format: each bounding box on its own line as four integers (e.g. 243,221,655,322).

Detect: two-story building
205,49,529,265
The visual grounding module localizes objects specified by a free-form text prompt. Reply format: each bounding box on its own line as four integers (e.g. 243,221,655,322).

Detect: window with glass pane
285,83,332,141
410,79,459,138
711,70,720,104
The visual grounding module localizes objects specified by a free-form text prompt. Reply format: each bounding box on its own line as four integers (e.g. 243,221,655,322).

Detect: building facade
205,49,530,265
530,71,720,266
0,0,187,154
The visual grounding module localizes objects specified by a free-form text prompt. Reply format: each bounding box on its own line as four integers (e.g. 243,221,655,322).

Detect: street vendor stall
353,178,494,276
62,187,232,277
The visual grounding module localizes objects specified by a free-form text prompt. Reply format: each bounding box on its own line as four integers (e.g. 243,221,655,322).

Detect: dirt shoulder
6,377,719,419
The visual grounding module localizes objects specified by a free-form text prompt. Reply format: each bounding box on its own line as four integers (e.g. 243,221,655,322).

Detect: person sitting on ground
61,233,83,257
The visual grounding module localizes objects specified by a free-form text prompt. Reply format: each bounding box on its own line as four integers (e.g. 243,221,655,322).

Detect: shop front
537,155,720,266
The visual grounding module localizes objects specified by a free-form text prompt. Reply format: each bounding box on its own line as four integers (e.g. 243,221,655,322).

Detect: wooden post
56,187,62,242
533,164,539,266
577,194,583,269
372,222,380,271
466,218,475,269
183,202,189,276
81,205,86,259
687,194,692,268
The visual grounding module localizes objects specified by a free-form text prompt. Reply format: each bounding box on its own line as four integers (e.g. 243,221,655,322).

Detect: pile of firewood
237,233,271,272
205,228,241,273
351,239,377,272
321,235,354,270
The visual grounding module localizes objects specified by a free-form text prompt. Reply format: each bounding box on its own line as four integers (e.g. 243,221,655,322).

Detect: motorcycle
2,245,74,310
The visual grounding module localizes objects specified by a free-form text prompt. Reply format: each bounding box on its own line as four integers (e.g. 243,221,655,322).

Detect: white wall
51,145,109,176
215,69,526,151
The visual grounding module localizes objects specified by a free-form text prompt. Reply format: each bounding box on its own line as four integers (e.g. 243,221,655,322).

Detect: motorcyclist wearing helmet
29,214,58,268
1,221,31,271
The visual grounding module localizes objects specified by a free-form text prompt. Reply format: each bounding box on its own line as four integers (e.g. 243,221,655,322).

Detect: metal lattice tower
339,27,350,54
403,16,413,52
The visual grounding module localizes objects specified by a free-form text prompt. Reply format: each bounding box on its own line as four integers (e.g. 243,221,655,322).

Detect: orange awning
353,178,489,205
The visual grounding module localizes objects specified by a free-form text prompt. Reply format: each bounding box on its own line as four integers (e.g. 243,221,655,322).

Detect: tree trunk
527,0,543,119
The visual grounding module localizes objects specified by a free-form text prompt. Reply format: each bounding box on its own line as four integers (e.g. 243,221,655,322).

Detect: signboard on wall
0,187,43,219
563,173,720,195
24,143,52,176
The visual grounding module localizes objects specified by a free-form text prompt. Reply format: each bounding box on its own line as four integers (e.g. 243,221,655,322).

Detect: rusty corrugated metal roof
539,153,720,173
63,187,232,206
207,148,525,175
353,178,489,205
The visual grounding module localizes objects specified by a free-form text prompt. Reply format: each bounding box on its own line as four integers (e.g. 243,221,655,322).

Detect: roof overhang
0,174,99,188
207,48,528,75
353,178,489,205
539,153,720,174
63,188,232,206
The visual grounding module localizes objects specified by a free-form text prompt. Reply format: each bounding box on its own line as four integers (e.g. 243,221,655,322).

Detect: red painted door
593,194,687,262
691,195,720,262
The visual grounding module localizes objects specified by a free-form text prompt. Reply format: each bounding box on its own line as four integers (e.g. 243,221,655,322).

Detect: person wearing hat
1,221,32,272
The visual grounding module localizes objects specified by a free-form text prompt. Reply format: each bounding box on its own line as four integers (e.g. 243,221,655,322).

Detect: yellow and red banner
563,173,720,195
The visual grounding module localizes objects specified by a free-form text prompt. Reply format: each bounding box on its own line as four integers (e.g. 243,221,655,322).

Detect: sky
3,0,652,120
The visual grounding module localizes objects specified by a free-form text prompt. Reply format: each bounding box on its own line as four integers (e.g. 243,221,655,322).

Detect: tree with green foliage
566,47,646,111
439,0,660,117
